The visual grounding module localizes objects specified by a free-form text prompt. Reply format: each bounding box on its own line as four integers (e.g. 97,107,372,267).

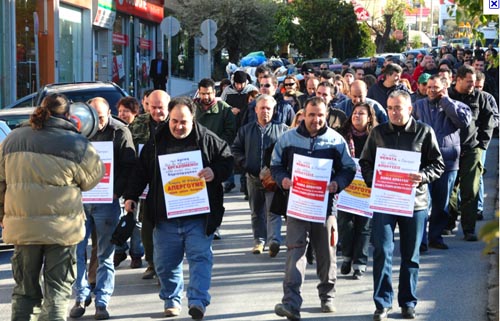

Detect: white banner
338,158,372,218
369,148,421,217
287,154,333,223
158,150,210,218
82,141,114,203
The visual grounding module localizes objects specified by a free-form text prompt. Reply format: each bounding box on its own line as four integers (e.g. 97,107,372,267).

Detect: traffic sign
160,16,180,37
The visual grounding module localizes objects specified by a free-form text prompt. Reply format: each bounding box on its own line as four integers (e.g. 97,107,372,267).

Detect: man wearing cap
342,68,355,87
220,70,258,193
411,73,430,103
299,63,315,93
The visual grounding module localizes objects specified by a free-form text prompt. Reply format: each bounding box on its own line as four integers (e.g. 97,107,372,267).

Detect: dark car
6,81,129,115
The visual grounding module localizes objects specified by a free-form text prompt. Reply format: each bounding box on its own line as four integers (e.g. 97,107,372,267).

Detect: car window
50,90,124,114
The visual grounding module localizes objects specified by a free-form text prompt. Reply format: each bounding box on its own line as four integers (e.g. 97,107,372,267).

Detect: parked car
5,81,128,115
0,107,35,129
4,92,37,109
330,56,384,73
0,120,11,249
300,58,341,72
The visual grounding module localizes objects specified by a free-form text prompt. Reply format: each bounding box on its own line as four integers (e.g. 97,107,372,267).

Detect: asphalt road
0,138,497,321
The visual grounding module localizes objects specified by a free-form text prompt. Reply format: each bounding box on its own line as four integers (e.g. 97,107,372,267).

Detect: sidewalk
0,139,497,321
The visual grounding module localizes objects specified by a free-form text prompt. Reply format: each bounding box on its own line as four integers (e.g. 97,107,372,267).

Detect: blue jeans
74,199,121,307
428,170,457,244
154,217,214,310
246,174,282,245
371,210,427,310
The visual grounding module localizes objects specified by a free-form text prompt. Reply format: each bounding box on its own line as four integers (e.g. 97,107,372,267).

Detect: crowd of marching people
0,43,497,321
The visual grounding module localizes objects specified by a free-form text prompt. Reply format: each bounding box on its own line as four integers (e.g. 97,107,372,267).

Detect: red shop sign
116,0,164,23
139,38,152,50
113,33,129,46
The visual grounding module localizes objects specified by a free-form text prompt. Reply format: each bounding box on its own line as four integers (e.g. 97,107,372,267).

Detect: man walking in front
0,94,104,321
124,97,233,320
272,97,356,320
359,90,444,320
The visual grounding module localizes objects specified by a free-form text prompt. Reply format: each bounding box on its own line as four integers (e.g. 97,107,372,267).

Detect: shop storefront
97,1,163,99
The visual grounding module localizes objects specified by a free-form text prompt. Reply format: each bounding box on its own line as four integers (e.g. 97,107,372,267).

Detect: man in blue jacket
413,75,471,249
272,96,356,320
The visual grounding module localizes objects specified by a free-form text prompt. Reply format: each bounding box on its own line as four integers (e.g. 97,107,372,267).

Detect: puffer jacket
359,117,445,211
0,117,104,245
413,96,471,170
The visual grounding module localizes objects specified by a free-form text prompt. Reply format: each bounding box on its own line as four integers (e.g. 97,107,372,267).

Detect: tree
358,23,376,57
281,0,361,60
366,0,408,53
167,0,278,63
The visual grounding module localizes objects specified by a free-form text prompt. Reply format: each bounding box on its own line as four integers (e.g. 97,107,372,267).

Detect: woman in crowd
337,102,378,280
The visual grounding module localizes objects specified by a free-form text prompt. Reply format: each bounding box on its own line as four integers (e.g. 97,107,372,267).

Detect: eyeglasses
439,68,451,73
320,68,328,70
284,83,295,87
260,84,271,88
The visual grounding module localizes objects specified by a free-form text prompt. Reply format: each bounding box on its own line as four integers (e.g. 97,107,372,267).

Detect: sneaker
340,261,351,275
269,241,280,257
223,182,235,193
113,252,127,268
353,269,364,280
142,265,156,279
464,233,478,242
69,297,92,318
274,303,301,321
130,257,143,269
188,305,205,320
320,300,336,313
94,306,110,320
164,307,181,317
252,243,264,254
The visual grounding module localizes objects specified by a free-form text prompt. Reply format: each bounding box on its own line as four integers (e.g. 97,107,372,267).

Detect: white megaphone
69,102,99,139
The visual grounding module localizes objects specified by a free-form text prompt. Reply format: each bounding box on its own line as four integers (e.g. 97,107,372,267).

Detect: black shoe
464,233,478,242
244,194,249,200
113,252,127,268
213,228,221,240
69,297,92,319
188,305,205,320
306,245,314,265
429,241,449,250
94,306,110,320
373,307,392,321
269,241,280,258
353,269,364,280
401,306,416,319
477,211,484,221
340,261,351,275
223,182,235,193
275,303,301,321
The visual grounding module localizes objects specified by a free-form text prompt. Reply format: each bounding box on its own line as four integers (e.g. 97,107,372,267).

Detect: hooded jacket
0,117,104,245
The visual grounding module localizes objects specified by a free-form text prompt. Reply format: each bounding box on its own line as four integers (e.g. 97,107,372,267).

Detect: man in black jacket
359,90,444,320
71,97,136,320
124,97,233,320
149,52,168,90
448,65,495,241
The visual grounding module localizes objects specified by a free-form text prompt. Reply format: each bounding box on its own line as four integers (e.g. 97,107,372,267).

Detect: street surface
0,138,497,321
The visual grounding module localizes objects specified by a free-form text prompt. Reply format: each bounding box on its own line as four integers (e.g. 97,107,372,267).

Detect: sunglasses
260,84,272,88
320,68,328,70
284,83,295,87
